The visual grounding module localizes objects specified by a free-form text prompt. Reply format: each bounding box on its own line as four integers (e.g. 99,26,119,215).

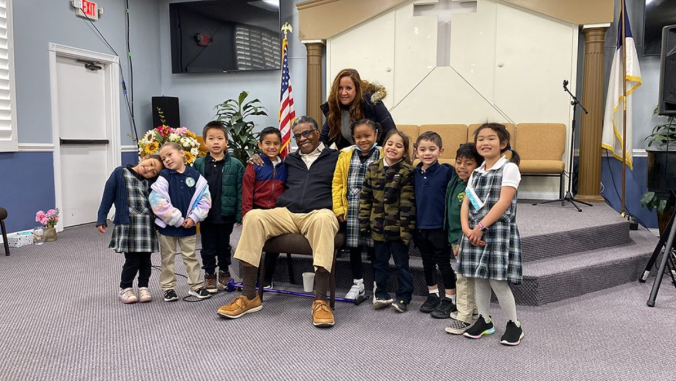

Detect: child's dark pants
120,252,152,288
200,221,235,275
414,228,456,289
373,240,413,303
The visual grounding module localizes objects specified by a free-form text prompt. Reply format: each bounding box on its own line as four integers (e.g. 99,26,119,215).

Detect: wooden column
576,25,609,203
304,40,324,125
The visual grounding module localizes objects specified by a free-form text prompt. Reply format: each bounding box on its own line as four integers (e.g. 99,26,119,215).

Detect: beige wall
325,0,580,198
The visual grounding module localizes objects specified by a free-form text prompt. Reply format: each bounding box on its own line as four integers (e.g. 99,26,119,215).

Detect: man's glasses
293,129,316,141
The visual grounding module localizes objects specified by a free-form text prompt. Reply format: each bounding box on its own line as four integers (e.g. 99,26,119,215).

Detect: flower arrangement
137,108,201,165
36,209,60,229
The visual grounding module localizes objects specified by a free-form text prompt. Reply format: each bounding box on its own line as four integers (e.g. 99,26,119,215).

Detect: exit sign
75,0,99,20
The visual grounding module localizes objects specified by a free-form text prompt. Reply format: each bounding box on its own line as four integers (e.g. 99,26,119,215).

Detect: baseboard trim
17,143,55,152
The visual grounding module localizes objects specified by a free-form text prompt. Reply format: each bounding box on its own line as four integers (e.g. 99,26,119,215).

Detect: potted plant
35,209,60,242
214,91,268,165
642,107,676,235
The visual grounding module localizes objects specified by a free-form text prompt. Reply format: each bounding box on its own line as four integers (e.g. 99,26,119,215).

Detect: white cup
302,272,315,293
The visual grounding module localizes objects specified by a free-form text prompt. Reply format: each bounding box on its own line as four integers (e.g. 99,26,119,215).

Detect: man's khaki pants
234,208,339,272
158,234,203,291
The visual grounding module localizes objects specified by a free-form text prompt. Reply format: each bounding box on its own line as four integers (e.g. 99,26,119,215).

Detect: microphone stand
533,80,592,212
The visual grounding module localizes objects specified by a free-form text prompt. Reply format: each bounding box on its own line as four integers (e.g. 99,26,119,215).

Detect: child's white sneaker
118,288,138,304
345,280,365,300
138,287,152,303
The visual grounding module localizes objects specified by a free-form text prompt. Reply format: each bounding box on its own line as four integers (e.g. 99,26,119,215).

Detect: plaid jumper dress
458,163,522,284
345,149,380,248
109,169,158,254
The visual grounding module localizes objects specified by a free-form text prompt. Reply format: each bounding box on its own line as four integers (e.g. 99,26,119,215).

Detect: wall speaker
658,25,676,115
152,96,180,127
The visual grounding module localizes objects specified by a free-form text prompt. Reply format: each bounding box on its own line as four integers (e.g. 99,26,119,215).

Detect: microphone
563,79,569,88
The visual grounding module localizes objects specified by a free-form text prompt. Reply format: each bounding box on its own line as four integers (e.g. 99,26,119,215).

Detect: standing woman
320,68,396,150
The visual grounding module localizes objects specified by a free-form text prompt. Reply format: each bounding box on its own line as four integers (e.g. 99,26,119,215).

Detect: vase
44,227,57,242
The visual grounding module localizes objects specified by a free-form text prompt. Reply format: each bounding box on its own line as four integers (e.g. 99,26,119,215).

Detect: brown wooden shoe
312,300,335,328
217,295,262,319
204,274,218,294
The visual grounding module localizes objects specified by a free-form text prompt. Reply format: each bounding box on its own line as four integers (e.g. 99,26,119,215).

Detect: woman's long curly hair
326,68,369,142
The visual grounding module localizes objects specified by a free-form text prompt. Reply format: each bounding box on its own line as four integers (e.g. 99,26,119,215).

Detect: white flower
191,148,199,156
169,133,180,141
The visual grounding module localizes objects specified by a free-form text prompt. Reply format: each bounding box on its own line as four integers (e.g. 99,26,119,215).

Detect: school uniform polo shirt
414,162,454,229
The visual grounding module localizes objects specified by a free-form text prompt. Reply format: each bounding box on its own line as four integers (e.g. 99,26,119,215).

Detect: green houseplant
214,91,268,165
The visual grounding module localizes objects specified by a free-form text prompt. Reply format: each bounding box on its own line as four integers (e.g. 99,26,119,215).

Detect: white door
55,55,111,227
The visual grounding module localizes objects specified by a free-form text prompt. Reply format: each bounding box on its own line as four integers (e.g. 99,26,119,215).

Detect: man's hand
97,225,106,234
248,154,264,166
182,218,195,229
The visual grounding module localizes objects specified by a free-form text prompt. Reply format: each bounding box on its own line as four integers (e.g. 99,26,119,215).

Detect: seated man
217,116,341,327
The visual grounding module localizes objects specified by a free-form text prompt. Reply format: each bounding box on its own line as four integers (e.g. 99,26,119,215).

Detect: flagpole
620,0,627,214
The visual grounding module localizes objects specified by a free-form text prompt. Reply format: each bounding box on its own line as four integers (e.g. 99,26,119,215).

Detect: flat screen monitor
643,0,676,56
170,0,281,73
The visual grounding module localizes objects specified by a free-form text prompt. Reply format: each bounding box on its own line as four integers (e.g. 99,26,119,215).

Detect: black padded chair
0,207,9,256
258,232,346,309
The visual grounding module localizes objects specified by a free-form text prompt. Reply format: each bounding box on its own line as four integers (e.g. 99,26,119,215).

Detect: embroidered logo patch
186,177,196,187
457,191,466,203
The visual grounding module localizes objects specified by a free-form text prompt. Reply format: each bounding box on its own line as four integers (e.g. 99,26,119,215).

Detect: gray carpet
0,225,675,380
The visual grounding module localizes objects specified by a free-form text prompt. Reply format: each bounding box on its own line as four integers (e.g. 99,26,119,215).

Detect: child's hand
182,218,195,229
337,214,346,223
236,222,242,227
467,227,487,247
97,225,106,234
247,154,264,166
454,245,459,258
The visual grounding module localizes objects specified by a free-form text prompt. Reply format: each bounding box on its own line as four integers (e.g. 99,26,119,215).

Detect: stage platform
229,201,660,306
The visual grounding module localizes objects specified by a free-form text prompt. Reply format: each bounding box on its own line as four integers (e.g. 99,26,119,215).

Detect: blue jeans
373,240,413,303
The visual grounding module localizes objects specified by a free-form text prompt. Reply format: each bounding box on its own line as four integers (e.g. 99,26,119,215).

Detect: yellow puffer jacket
332,146,383,218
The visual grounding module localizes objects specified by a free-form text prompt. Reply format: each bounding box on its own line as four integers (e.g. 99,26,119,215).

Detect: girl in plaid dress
458,123,525,346
332,119,382,301
96,155,163,304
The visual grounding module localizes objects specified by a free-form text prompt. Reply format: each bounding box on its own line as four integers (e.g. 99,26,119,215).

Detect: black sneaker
188,287,212,300
419,294,440,313
392,300,408,313
500,320,524,346
163,289,178,302
463,315,495,339
430,298,457,319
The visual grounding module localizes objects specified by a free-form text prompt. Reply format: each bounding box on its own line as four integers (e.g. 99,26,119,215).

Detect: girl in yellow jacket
332,119,383,301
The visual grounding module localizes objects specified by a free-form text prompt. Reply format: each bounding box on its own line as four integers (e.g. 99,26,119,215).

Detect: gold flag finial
281,22,292,39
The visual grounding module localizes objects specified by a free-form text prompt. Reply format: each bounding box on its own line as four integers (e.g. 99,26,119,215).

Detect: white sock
429,288,439,296
445,294,456,303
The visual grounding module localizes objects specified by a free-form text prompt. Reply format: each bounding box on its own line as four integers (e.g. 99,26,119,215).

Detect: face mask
354,141,377,152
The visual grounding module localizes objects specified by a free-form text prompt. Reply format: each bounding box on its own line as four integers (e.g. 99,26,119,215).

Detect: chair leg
1,220,8,256
258,253,266,302
560,172,565,205
330,249,337,309
286,252,295,284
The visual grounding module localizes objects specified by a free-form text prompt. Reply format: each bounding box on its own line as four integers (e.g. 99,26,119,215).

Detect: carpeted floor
0,225,674,380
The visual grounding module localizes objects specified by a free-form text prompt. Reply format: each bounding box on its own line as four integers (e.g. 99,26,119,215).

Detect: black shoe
500,320,524,346
419,294,440,313
188,287,212,300
430,298,457,319
392,300,408,313
463,315,495,339
163,289,178,302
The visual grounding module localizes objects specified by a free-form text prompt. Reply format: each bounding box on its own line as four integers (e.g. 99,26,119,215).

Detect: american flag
278,37,295,158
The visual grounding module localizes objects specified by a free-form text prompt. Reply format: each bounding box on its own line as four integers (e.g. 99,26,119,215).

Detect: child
96,155,164,304
150,142,213,302
458,123,524,346
332,119,381,300
413,131,457,318
359,129,415,312
194,121,245,293
444,143,483,334
241,127,287,287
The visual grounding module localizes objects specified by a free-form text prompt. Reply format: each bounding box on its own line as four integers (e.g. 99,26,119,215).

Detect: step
515,228,657,306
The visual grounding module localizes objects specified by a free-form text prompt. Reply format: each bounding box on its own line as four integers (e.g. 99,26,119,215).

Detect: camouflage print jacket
359,159,416,245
